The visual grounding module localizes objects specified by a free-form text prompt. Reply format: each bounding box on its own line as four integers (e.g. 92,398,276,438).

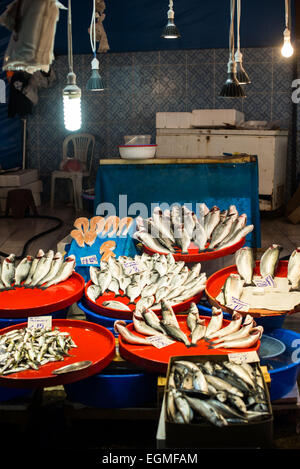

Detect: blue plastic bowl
0,308,68,330
260,328,300,401
64,371,157,408
77,300,131,336
0,387,33,403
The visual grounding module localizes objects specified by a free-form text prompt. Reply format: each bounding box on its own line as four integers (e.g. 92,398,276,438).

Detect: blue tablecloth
94,158,261,248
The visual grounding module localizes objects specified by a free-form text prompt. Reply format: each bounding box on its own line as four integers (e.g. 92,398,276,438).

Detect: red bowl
205,260,293,318
84,279,204,320
118,315,261,374
141,237,246,263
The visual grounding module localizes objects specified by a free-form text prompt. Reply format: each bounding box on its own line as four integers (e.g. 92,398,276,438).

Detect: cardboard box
156,112,192,129
191,109,245,127
0,169,38,187
164,354,273,449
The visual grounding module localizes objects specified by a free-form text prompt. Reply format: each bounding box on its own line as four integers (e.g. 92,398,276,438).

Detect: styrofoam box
156,112,192,129
0,169,38,187
0,179,43,212
191,109,245,127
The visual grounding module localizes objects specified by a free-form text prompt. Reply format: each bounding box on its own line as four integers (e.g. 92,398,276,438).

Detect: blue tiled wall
26,47,295,201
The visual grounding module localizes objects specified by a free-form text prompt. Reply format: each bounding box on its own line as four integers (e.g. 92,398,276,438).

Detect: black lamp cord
0,215,64,260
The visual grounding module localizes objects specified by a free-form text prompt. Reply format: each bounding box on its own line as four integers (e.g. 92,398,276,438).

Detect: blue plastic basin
64,371,157,408
0,308,68,330
77,300,131,336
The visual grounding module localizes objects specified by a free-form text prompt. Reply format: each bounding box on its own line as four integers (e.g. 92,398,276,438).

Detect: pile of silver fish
0,250,76,291
166,359,271,426
0,326,77,375
134,204,254,255
114,302,263,349
87,253,207,311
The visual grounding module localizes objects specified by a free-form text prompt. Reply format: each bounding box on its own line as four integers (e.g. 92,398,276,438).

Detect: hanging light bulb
281,0,294,58
87,0,104,91
63,0,82,131
161,0,181,39
220,0,245,97
234,0,251,84
281,28,294,58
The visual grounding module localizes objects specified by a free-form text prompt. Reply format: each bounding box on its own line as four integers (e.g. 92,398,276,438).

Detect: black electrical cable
0,215,64,260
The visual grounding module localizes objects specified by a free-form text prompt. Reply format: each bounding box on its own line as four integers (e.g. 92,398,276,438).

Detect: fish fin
188,343,197,347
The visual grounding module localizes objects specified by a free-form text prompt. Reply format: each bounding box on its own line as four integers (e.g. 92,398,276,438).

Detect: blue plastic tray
0,308,68,330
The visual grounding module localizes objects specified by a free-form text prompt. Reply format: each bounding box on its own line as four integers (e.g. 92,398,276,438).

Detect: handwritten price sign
27,316,52,331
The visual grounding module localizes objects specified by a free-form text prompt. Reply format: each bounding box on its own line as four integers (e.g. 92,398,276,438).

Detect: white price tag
226,297,250,312
146,335,175,349
123,260,143,276
254,275,276,288
27,316,52,331
229,351,260,364
80,255,98,265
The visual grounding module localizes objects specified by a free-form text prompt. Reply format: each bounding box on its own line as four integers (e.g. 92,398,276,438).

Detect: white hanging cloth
0,0,66,74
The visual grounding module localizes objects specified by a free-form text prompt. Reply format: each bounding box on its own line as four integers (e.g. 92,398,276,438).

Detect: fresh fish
154,257,168,277
0,264,5,289
165,285,186,301
186,304,200,333
217,213,247,247
182,207,196,238
134,230,172,254
205,307,223,338
215,224,254,251
192,220,208,252
168,261,185,276
24,249,44,286
114,320,152,345
206,312,243,340
37,252,63,286
205,206,221,239
94,269,112,295
220,210,228,222
142,309,166,334
170,205,183,229
204,374,244,398
52,360,92,375
30,250,54,287
287,248,300,291
223,361,255,389
211,319,254,344
108,255,123,279
191,318,206,346
235,247,255,286
173,390,192,424
222,273,245,305
184,395,228,427
1,254,16,288
260,244,283,278
119,275,131,293
288,248,300,291
155,286,170,304
167,388,177,422
209,216,235,249
152,207,175,243
180,372,194,391
14,256,33,286
126,282,141,304
212,327,263,349
166,253,175,266
227,394,248,414
141,283,158,298
161,299,179,328
208,399,247,421
87,284,101,302
173,223,191,255
107,278,120,296
132,313,166,337
161,320,191,347
43,255,76,288
140,218,175,252
193,368,209,393
135,296,155,315
102,300,131,311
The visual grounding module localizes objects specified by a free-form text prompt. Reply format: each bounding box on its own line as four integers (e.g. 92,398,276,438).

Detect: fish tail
290,286,300,292
188,343,197,347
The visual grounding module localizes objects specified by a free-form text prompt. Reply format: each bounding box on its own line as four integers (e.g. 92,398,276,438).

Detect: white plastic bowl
118,144,157,160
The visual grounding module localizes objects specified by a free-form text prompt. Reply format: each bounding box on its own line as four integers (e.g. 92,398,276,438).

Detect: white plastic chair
50,133,95,211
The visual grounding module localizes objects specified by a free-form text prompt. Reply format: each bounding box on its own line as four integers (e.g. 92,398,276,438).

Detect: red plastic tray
84,279,204,320
0,319,115,388
205,260,294,318
118,315,260,374
141,237,246,263
0,273,85,318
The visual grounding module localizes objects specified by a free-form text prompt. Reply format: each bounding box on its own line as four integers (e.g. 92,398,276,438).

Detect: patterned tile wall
26,47,296,202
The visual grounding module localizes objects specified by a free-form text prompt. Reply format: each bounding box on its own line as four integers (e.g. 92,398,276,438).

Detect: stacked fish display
0,326,77,376
86,253,207,311
114,302,263,349
134,204,254,255
166,359,271,427
0,251,76,291
216,245,300,311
